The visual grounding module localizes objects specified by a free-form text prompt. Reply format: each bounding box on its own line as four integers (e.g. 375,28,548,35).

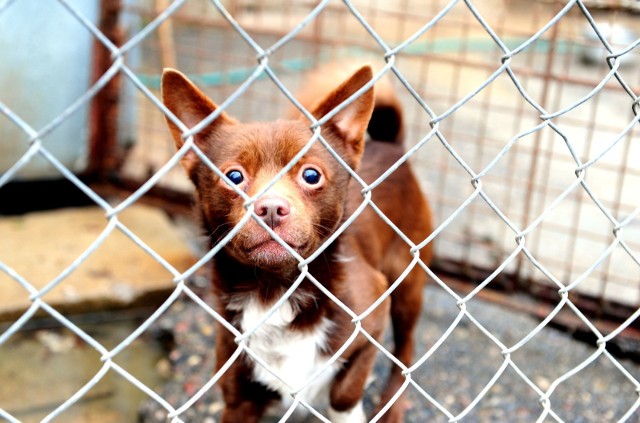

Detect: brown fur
161,64,433,422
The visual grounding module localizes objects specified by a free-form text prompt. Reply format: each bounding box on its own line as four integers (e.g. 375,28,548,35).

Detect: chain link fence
1,0,640,421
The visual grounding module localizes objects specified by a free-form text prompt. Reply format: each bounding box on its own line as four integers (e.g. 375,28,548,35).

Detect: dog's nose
254,196,291,229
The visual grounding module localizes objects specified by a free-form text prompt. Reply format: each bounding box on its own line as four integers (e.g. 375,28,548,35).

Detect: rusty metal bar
514,0,562,290
87,0,124,182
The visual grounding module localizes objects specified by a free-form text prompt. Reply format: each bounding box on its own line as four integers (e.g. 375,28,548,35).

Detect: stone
0,205,196,320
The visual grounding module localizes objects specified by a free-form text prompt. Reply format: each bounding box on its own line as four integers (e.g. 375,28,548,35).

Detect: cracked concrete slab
0,205,196,321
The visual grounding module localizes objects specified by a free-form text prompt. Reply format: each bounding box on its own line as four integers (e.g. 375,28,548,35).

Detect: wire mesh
1,0,640,422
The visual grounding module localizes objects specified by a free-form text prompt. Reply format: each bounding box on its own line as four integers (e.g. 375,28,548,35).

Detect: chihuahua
161,64,433,423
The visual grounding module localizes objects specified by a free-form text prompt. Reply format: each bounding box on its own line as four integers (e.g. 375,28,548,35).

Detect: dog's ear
309,65,375,168
161,69,234,173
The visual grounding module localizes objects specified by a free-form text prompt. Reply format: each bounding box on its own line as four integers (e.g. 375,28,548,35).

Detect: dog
161,64,433,423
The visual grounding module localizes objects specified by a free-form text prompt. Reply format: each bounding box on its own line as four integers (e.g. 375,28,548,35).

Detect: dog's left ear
309,65,375,168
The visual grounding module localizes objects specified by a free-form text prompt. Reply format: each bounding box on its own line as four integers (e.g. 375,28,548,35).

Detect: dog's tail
367,75,404,144
293,62,405,144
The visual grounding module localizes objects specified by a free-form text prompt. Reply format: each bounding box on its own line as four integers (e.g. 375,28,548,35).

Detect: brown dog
161,65,433,422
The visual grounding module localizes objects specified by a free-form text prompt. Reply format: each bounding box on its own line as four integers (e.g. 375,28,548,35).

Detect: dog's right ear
161,69,234,174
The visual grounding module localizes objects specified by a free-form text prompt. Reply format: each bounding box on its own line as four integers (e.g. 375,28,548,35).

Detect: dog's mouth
239,238,308,268
246,239,298,255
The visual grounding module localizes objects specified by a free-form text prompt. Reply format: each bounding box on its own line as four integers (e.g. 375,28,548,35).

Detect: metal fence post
87,0,124,182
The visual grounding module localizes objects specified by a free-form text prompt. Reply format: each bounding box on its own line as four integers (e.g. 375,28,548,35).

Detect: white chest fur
239,298,339,405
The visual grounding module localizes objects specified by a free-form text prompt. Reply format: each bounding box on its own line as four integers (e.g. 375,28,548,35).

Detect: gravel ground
139,278,640,422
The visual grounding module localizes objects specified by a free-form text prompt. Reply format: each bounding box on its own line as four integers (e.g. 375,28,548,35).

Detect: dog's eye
302,168,322,185
226,170,244,185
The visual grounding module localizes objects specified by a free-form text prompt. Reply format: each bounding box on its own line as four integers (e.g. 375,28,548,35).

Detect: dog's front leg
216,328,278,423
218,362,278,423
329,330,388,423
327,339,379,423
220,398,266,423
326,264,391,423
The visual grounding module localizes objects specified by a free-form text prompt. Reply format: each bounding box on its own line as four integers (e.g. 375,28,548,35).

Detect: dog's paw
328,400,366,423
